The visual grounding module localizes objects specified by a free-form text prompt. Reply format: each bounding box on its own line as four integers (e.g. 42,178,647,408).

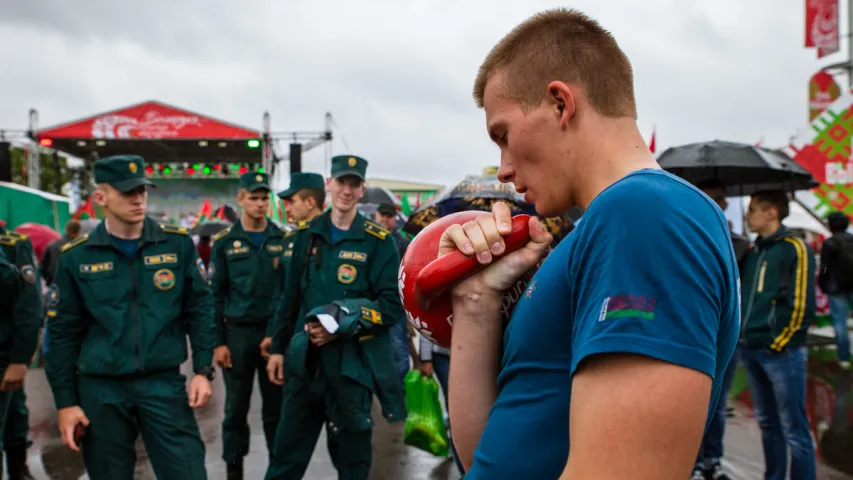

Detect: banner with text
809,71,841,121
806,0,839,57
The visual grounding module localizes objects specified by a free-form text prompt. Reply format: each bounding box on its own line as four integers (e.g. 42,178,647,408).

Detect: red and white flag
806,0,839,57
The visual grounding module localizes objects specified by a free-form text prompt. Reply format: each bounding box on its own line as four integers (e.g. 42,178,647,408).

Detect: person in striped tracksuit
739,189,817,480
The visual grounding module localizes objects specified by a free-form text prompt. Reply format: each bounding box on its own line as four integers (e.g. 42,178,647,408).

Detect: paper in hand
315,313,340,334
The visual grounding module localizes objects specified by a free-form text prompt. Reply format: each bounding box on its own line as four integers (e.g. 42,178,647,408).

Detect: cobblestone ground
19,365,853,479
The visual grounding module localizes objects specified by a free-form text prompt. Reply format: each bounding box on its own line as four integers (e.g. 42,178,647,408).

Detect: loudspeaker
289,143,302,174
0,142,11,182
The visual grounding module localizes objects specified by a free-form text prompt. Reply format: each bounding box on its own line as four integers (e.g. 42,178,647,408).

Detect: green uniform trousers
222,323,282,464
0,390,14,452
265,375,372,480
4,390,30,450
78,371,207,480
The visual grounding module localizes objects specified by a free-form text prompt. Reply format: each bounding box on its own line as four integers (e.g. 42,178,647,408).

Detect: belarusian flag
73,198,97,220
215,205,228,221
268,197,286,224
193,199,213,227
400,194,413,216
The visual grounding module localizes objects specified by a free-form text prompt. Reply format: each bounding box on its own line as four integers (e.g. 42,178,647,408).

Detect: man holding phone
45,155,215,479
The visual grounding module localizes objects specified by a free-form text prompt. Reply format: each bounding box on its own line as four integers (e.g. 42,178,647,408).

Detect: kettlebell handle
414,215,532,307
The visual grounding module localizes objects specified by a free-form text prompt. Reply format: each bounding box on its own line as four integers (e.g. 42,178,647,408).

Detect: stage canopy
35,101,265,177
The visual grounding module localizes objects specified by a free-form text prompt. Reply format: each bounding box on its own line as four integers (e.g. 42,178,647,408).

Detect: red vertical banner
808,70,841,121
806,0,839,55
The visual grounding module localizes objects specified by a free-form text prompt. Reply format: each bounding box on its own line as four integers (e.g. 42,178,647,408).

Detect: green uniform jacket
45,218,216,410
740,226,816,351
0,247,40,366
270,212,405,423
0,228,43,364
210,219,288,346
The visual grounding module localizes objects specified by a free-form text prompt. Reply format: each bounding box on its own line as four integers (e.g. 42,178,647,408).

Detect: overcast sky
0,0,839,189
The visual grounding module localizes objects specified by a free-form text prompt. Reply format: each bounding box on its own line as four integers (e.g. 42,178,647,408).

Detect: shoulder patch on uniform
364,220,389,240
160,223,189,235
297,220,311,230
20,265,36,284
61,234,89,253
213,227,231,242
0,235,17,247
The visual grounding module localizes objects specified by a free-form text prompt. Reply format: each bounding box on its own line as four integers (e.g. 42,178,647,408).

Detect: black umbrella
356,203,407,231
190,221,230,237
215,204,239,223
657,140,818,195
362,186,401,206
403,174,575,245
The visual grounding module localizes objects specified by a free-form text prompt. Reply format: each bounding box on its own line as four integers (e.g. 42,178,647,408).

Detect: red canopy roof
37,100,260,140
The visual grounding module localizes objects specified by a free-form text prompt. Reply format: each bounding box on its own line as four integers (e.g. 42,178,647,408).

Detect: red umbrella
14,223,61,262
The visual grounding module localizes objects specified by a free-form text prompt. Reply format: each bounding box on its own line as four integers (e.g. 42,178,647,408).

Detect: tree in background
9,147,77,196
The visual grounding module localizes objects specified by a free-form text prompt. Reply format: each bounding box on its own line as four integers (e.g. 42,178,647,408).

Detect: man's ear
92,188,107,207
546,81,576,128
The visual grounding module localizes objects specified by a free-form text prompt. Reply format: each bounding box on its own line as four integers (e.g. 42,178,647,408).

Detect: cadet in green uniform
277,173,326,226
0,229,41,480
44,155,216,480
265,155,406,480
210,171,287,479
260,172,327,360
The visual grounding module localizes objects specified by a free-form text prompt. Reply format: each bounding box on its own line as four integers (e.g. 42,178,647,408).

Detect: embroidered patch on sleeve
598,295,656,322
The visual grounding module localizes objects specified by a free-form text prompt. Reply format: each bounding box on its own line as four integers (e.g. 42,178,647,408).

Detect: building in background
367,178,445,211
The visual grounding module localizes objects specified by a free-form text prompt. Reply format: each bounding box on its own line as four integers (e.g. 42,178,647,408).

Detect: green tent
0,181,72,232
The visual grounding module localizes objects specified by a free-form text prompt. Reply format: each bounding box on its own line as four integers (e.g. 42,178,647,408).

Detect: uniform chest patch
337,264,357,284
226,247,250,256
153,269,176,291
20,265,36,284
361,306,382,324
338,251,367,262
144,253,178,266
267,244,284,253
80,262,113,273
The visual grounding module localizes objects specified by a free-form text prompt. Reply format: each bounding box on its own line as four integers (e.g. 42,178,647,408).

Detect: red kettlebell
399,211,546,348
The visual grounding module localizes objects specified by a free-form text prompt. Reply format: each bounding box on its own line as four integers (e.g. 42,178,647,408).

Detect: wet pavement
22,363,460,480
19,342,853,479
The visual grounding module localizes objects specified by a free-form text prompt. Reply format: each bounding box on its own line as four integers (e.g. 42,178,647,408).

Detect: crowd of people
0,7,852,480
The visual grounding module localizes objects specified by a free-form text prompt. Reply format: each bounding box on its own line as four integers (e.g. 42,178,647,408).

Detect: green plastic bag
403,370,449,456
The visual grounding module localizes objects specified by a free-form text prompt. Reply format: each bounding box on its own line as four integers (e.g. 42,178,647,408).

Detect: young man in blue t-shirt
439,9,741,479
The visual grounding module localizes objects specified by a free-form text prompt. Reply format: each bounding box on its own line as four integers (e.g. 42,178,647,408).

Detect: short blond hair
473,8,636,119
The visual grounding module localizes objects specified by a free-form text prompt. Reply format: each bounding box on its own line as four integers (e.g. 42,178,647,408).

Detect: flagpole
849,0,853,89
821,0,853,88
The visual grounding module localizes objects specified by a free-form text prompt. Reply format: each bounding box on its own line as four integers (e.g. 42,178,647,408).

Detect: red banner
806,0,839,55
37,101,260,140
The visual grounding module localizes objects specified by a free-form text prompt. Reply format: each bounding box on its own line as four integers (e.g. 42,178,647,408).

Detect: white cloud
0,0,838,190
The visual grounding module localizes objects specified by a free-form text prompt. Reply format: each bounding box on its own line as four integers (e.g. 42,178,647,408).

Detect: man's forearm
449,289,504,470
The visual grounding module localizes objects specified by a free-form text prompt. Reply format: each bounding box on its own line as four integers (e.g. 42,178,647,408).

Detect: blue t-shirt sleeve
570,180,728,378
